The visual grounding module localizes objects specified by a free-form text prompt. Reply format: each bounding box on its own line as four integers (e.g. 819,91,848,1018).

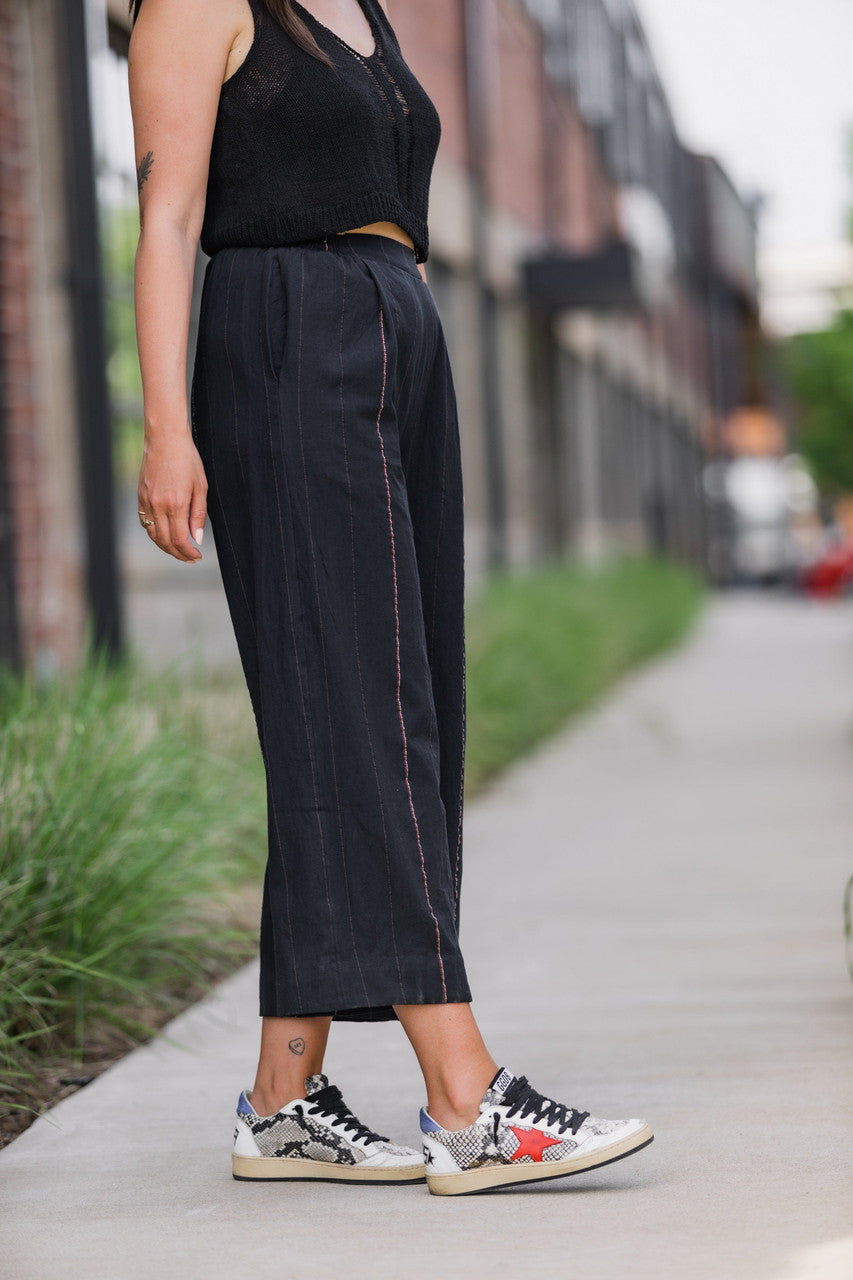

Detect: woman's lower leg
249,1014,333,1117
394,1002,498,1130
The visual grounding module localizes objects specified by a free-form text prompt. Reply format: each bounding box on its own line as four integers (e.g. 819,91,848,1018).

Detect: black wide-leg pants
190,231,472,1021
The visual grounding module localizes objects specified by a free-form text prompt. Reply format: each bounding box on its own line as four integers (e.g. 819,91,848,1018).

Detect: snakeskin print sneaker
420,1067,653,1195
233,1073,425,1183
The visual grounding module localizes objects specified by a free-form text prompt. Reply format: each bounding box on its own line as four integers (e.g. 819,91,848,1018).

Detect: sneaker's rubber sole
425,1125,654,1196
232,1154,426,1184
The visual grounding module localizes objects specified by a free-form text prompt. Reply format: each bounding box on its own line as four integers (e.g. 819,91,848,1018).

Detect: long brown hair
127,0,335,70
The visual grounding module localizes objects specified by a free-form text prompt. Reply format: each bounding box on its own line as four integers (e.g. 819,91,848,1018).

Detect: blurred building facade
0,0,764,676
0,0,118,677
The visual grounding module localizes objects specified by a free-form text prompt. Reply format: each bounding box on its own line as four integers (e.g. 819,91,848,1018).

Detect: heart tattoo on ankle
288,1038,306,1056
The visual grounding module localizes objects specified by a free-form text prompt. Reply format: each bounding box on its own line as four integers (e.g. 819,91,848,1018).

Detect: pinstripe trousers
190,231,472,1021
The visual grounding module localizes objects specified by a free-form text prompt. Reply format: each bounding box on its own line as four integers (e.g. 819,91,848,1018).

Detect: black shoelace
500,1076,590,1136
301,1084,389,1144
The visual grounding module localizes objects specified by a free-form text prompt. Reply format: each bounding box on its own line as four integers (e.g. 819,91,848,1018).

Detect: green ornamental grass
464,553,704,792
0,645,265,1118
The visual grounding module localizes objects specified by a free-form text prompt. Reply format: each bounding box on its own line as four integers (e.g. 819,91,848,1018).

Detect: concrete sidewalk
2,592,852,1279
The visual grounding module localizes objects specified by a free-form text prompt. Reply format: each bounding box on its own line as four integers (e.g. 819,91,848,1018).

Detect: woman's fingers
139,498,198,562
138,442,208,563
164,501,202,562
189,486,207,548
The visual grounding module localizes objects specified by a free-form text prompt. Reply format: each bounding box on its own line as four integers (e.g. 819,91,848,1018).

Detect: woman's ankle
250,1014,333,1115
248,1078,308,1117
394,1001,499,1130
425,1060,498,1130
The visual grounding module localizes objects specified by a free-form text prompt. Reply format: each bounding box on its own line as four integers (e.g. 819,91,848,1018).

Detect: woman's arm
128,0,243,562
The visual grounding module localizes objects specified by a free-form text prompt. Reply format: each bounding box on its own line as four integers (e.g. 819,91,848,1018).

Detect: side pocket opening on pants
262,250,288,382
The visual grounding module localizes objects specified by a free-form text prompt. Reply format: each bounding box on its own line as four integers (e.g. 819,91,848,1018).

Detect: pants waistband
281,231,421,277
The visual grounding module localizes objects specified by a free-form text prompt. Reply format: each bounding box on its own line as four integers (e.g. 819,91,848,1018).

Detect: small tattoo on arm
136,150,153,193
288,1038,306,1056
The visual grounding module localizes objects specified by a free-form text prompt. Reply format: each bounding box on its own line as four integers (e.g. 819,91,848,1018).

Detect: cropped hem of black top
204,190,427,264
199,0,442,264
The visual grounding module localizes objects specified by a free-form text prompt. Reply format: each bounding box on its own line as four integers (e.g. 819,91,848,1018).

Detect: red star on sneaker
508,1125,562,1162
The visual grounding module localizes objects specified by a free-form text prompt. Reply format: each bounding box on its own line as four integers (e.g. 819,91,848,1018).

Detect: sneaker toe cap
578,1116,652,1146
362,1142,423,1168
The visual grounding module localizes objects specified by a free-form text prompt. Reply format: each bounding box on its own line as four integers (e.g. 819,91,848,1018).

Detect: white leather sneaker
233,1073,425,1183
420,1067,653,1195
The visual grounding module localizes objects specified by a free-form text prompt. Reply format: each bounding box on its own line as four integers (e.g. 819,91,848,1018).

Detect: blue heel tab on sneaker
237,1091,255,1118
420,1106,442,1134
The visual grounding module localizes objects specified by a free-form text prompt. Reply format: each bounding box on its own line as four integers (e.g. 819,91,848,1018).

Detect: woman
127,0,652,1195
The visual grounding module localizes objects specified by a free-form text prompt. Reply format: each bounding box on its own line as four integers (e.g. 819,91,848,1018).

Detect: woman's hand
138,431,208,563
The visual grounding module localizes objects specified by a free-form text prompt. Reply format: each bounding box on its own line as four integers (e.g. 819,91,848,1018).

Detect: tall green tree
782,129,853,496
785,308,853,496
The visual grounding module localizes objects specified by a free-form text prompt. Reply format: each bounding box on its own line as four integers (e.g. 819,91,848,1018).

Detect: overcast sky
633,0,852,256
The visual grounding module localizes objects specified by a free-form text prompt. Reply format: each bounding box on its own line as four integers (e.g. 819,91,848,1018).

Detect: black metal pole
0,321,22,672
58,0,124,662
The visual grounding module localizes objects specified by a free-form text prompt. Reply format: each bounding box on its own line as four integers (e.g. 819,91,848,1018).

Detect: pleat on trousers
190,230,472,1021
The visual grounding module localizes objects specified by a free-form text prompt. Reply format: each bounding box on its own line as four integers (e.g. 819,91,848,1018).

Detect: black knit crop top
199,0,442,263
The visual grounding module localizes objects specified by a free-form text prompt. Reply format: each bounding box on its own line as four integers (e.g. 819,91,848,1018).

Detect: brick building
0,0,763,676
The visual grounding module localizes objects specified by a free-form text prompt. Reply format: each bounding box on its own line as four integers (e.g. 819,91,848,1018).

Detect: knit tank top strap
359,0,392,51
358,0,398,44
